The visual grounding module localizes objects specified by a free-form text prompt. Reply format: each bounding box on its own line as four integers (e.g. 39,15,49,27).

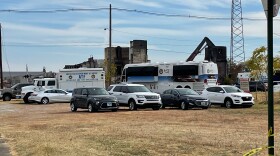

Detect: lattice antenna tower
230,0,245,69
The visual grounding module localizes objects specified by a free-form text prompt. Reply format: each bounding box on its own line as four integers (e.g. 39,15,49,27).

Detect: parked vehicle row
22,82,255,112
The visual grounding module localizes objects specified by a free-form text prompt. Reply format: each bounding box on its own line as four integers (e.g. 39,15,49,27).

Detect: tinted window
173,65,198,82
173,65,198,76
56,90,67,94
126,66,158,76
215,87,224,93
45,90,55,93
176,89,199,95
107,86,114,91
163,90,171,94
113,86,122,92
121,86,128,93
81,89,87,95
206,87,215,92
223,86,242,93
74,89,82,95
47,81,55,86
88,88,109,95
127,86,150,93
171,90,179,96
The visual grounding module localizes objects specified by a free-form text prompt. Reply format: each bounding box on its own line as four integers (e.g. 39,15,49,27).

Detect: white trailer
58,68,105,91
21,68,105,103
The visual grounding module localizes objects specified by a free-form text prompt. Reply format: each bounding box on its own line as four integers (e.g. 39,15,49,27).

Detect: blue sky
0,0,279,72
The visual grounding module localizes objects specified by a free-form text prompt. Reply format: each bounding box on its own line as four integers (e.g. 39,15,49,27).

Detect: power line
0,7,279,21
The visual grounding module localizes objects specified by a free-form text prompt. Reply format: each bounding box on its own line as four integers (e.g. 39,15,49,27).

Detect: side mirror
122,90,128,93
219,90,224,93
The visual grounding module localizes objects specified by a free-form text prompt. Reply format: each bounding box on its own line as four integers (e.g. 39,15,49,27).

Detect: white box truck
21,68,105,103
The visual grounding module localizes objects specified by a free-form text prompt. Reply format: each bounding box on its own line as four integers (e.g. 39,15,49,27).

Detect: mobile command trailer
121,61,218,94
21,68,105,103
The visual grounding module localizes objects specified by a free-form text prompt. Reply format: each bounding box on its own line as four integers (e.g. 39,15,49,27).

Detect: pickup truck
0,83,32,101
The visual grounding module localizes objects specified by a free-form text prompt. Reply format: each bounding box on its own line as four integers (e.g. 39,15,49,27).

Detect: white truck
21,68,105,103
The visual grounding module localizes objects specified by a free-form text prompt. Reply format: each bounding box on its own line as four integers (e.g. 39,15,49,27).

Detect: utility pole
109,4,112,85
0,23,3,89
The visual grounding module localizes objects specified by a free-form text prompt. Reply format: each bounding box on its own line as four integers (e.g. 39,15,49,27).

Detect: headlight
136,95,145,98
231,94,241,98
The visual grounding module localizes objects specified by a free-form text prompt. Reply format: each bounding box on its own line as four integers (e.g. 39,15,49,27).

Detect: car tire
181,101,188,110
88,103,94,113
160,104,165,109
225,99,233,109
128,100,137,111
3,95,11,101
41,97,49,104
23,93,31,104
70,102,77,112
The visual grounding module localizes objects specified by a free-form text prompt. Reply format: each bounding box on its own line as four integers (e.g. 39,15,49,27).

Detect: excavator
186,37,227,83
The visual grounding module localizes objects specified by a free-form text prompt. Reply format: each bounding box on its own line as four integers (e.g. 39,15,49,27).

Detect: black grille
242,97,252,101
144,95,159,99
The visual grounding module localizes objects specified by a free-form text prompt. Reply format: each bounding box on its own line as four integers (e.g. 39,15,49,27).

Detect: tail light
204,79,207,84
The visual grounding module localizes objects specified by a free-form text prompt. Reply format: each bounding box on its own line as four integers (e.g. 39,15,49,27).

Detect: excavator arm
186,37,215,61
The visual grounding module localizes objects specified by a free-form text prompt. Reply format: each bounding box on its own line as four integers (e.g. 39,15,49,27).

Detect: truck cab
21,78,57,103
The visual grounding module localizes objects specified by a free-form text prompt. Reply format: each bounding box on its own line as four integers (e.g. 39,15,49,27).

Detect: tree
246,46,267,80
103,60,117,87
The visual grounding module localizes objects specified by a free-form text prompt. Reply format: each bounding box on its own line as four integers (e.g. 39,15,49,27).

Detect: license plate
107,102,112,107
201,102,206,106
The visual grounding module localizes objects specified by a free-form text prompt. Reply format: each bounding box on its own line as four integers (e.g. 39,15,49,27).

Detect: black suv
70,87,119,112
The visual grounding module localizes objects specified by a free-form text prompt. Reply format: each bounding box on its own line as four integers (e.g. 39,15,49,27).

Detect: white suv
201,85,254,108
107,84,162,111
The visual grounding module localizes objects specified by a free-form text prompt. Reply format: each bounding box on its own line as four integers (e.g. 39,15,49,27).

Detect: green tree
246,46,267,80
103,60,117,87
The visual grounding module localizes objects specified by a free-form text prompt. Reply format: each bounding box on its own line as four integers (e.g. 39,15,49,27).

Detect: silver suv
107,84,162,111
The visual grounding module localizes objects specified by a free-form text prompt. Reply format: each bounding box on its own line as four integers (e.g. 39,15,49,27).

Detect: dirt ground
0,99,280,156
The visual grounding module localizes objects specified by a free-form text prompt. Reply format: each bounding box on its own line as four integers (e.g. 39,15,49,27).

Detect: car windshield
223,86,243,93
176,89,199,95
127,86,151,93
88,88,109,95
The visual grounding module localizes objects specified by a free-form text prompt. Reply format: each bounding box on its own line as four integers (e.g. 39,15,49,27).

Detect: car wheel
41,97,49,104
181,101,188,110
23,93,31,104
128,100,137,111
3,95,11,101
225,99,233,109
160,104,165,109
70,102,77,112
88,103,94,113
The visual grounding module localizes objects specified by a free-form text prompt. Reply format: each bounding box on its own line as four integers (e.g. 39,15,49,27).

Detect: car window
215,87,224,93
163,90,171,94
113,86,122,92
88,88,109,95
73,89,81,95
107,86,114,91
127,86,150,93
171,90,179,96
56,90,66,94
121,86,129,93
176,89,198,95
81,89,88,95
223,86,242,93
45,90,55,93
206,87,215,92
